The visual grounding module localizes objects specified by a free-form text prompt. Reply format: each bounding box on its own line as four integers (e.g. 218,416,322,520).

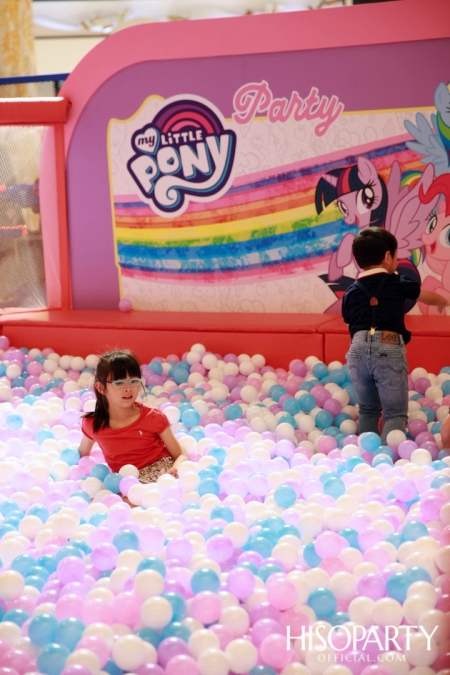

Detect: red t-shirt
81,403,170,473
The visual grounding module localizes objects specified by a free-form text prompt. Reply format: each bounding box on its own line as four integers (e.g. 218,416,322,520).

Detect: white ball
85,354,100,369
411,367,428,382
112,635,151,671
141,596,173,629
239,360,256,376
240,386,258,403
202,354,218,370
251,354,266,368
198,648,230,675
191,343,206,354
71,356,85,371
385,430,406,448
225,639,258,674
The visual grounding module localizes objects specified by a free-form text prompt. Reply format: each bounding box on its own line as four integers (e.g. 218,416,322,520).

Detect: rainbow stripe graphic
112,141,426,286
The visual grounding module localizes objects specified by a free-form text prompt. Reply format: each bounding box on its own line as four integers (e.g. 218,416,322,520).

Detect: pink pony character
417,173,450,315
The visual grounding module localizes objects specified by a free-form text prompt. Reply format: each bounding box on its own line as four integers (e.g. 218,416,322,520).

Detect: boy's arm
441,414,450,448
418,289,450,313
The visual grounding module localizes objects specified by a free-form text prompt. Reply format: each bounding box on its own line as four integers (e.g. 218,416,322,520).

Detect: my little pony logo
127,96,237,217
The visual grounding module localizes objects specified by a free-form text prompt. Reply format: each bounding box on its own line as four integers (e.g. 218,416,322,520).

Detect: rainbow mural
107,96,433,313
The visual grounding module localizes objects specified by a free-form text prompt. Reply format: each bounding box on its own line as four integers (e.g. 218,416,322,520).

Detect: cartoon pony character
417,173,450,315
315,156,387,281
405,82,450,177
315,157,437,291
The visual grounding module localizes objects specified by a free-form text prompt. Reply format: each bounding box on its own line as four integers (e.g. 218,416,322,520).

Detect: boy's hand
437,298,450,313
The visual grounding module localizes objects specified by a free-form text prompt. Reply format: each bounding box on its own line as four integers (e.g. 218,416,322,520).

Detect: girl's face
95,372,142,409
421,203,450,261
336,185,377,228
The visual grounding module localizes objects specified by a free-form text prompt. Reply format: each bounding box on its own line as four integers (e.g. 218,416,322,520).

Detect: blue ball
328,611,350,626
29,613,59,646
312,362,329,379
359,432,381,452
137,557,166,577
37,643,70,675
225,403,243,420
246,535,272,558
210,505,234,522
207,447,227,465
189,426,205,441
54,617,85,650
3,608,30,626
401,520,428,542
339,528,360,549
249,666,277,675
104,473,123,493
35,429,55,445
282,397,301,416
160,621,191,642
257,562,283,581
198,477,220,496
54,546,83,566
441,379,450,395
148,361,163,375
386,572,411,602
322,476,345,498
315,410,334,430
303,541,322,567
136,627,161,646
277,414,297,429
113,529,139,552
26,504,50,523
5,413,24,430
329,369,346,385
191,567,220,594
308,587,337,618
11,553,35,576
269,384,288,402
421,407,435,423
90,463,111,481
59,447,80,466
406,566,431,584
299,393,316,413
181,408,200,428
274,484,297,508
162,592,186,622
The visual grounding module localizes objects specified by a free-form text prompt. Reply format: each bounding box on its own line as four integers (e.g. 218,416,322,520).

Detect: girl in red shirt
78,349,186,482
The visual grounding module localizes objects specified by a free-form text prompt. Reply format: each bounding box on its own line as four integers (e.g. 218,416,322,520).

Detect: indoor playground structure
0,1,449,674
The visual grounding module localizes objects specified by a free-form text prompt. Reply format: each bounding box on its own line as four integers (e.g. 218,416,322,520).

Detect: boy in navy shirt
342,227,449,443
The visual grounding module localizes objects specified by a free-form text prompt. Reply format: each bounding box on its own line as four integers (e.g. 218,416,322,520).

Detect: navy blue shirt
342,272,421,344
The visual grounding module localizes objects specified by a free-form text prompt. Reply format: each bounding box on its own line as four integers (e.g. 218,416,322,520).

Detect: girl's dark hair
82,349,142,432
315,163,388,228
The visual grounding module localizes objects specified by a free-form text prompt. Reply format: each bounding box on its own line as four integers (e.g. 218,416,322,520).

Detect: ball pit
0,335,448,675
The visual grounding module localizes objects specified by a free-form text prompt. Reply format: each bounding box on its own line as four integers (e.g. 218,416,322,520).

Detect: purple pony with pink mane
315,156,438,310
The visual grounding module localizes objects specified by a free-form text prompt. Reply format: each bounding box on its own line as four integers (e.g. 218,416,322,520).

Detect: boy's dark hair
352,227,398,269
82,349,143,431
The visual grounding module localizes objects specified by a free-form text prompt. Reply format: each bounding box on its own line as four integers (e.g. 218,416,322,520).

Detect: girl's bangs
107,353,141,380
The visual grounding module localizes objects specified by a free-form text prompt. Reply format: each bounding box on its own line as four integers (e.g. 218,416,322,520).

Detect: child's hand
437,297,450,313
159,466,179,478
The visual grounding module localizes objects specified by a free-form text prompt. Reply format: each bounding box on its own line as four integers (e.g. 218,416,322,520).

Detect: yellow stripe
116,204,339,246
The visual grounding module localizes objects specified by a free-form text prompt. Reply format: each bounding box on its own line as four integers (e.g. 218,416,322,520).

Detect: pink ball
392,477,417,502
357,573,386,600
414,377,431,394
56,556,86,584
157,638,190,669
91,543,118,571
408,419,428,438
420,489,446,520
251,618,283,647
119,298,133,312
166,655,199,675
323,398,342,416
226,567,255,599
166,537,193,564
290,359,307,377
266,577,297,610
1,649,31,675
0,336,10,350
315,435,337,455
397,440,418,460
208,623,233,649
112,591,141,626
259,633,292,669
358,527,385,551
315,530,343,558
191,591,222,624
55,593,84,620
81,597,113,625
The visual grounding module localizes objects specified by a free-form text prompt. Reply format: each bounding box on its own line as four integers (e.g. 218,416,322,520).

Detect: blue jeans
346,330,408,444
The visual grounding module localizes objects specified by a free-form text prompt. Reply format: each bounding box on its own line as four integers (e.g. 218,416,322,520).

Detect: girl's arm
441,414,450,448
418,289,450,312
159,427,187,478
78,433,95,458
